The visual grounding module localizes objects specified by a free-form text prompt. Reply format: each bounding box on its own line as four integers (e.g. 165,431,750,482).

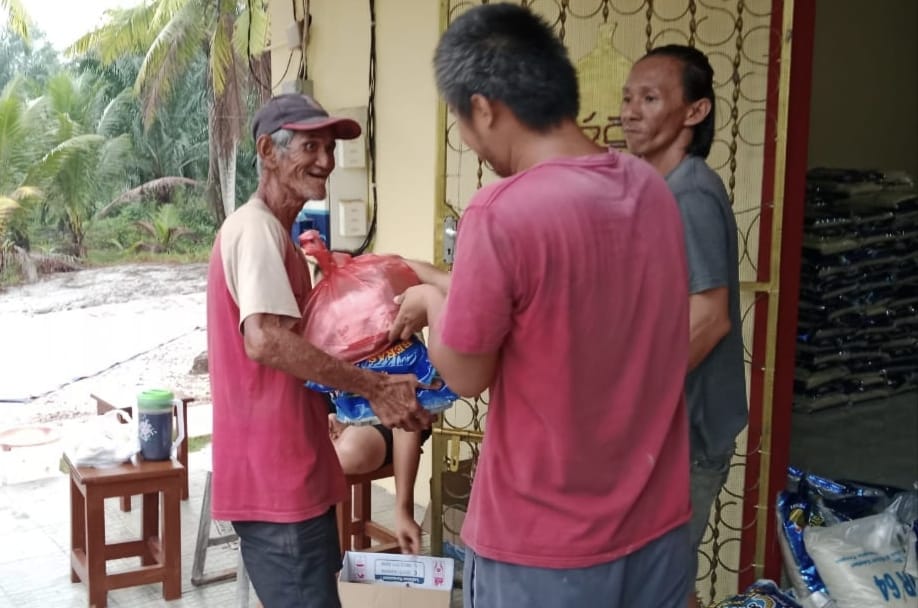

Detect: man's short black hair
434,3,579,132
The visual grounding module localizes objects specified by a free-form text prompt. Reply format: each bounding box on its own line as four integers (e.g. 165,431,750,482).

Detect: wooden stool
66,452,184,608
336,464,400,555
91,392,192,509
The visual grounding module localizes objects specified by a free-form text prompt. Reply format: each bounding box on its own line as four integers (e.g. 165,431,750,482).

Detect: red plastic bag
300,230,419,363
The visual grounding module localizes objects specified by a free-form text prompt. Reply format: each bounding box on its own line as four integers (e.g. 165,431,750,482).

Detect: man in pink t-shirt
207,94,431,608
390,5,692,608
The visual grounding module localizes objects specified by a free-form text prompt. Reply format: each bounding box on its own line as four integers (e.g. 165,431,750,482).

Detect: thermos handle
171,398,186,459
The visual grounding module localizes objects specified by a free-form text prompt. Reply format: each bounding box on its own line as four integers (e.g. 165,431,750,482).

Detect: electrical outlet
336,139,365,169
337,199,367,237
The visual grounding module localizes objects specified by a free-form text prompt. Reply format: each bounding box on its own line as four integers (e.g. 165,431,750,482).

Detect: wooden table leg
85,487,108,608
162,482,182,600
141,492,159,567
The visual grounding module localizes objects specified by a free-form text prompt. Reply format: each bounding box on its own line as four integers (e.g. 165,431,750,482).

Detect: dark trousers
233,508,341,608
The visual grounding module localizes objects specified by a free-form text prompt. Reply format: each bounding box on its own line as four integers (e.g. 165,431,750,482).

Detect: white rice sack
804,511,917,608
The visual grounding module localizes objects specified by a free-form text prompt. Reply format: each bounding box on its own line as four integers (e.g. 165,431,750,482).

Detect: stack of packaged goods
794,168,918,412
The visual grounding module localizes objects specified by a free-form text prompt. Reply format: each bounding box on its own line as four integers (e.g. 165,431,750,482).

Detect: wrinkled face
620,56,692,161
276,128,337,202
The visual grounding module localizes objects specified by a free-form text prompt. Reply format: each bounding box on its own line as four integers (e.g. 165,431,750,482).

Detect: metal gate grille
431,1,790,603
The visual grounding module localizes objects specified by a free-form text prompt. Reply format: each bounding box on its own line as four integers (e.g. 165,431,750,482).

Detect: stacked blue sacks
307,336,457,424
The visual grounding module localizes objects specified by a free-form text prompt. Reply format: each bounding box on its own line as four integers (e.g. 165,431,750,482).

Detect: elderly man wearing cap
206,93,432,608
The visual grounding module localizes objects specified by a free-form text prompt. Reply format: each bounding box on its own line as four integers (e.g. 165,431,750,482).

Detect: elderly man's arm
243,313,431,431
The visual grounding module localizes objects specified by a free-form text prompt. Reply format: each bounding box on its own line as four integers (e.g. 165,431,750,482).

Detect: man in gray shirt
622,45,748,608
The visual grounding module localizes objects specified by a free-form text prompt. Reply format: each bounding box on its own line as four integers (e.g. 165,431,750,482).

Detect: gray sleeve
675,189,730,294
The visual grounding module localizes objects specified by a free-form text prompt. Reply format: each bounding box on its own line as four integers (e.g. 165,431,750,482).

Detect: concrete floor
789,390,918,490
0,445,460,608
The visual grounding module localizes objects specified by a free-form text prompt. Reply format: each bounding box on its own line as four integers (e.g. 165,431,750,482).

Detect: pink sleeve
439,205,515,355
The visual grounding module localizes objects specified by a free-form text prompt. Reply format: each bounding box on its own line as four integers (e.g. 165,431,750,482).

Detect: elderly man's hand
389,284,439,343
368,373,432,432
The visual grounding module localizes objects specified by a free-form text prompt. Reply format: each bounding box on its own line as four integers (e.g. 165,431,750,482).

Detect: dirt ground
0,263,211,428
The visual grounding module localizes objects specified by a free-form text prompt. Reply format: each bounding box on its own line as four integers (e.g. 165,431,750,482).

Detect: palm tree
0,0,29,44
70,0,270,224
0,79,47,244
78,53,210,201
0,79,46,278
25,73,133,257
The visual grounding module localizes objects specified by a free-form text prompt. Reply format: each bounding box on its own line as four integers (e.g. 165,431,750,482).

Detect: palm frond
0,91,49,192
232,0,270,59
151,0,194,33
135,1,210,126
1,74,24,100
10,185,41,201
0,95,25,171
0,196,21,217
1,0,30,44
96,134,133,183
67,3,159,61
97,88,135,137
26,133,105,184
210,13,236,97
97,176,200,217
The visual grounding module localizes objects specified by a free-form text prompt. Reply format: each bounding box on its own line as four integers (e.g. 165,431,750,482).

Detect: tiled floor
0,445,460,607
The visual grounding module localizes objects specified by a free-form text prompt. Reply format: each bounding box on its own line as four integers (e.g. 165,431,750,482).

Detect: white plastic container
0,425,62,485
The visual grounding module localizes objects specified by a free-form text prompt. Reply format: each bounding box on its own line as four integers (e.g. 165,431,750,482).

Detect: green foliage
0,0,30,44
134,203,193,252
0,80,49,251
0,29,60,95
70,0,271,222
86,187,217,258
0,1,262,275
23,72,134,256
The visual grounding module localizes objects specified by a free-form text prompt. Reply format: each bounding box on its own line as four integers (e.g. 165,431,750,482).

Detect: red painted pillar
738,0,817,589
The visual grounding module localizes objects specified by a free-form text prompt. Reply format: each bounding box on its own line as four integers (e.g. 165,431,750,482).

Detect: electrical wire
353,0,378,255
300,0,310,81
272,48,297,90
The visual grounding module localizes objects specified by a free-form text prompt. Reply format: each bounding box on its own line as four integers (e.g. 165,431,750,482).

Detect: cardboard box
338,551,454,608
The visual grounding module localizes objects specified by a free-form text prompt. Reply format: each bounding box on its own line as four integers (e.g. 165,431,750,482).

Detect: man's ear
469,93,495,129
255,134,277,170
684,98,712,127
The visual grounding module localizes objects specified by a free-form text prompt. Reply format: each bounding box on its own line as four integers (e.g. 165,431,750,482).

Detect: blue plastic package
307,336,457,425
777,489,827,597
715,580,803,607
777,466,905,599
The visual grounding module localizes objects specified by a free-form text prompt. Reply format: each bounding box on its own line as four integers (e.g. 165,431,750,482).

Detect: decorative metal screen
431,1,790,603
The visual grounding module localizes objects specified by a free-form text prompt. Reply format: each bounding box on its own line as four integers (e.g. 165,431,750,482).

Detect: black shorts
372,424,433,467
